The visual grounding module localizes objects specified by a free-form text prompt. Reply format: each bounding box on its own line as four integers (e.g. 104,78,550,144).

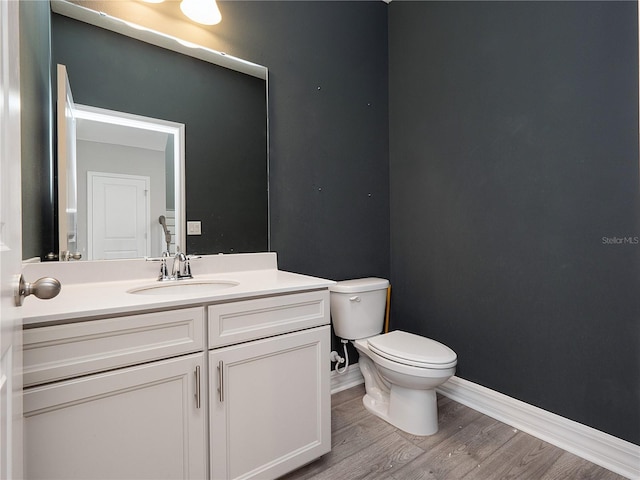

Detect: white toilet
330,278,457,436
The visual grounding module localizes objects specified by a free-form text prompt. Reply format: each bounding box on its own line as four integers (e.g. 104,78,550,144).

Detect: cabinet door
210,326,330,480
24,353,207,480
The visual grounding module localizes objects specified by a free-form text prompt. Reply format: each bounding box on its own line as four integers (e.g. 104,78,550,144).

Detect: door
87,172,150,260
24,353,207,480
209,326,331,480
0,0,23,478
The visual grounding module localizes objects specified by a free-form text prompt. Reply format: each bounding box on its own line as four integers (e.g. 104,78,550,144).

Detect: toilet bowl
329,278,457,436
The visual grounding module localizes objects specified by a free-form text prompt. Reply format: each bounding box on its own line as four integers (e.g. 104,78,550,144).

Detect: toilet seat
367,330,457,369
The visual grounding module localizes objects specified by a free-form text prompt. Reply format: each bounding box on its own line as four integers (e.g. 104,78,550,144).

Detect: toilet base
357,354,440,436
362,385,438,436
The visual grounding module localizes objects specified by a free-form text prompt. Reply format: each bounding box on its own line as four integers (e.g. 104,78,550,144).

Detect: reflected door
88,172,150,260
57,64,78,257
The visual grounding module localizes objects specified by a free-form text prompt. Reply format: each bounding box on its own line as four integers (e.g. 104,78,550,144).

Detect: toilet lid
329,277,389,294
367,330,457,369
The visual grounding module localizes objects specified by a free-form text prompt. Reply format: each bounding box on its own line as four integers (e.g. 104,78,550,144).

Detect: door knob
14,275,62,306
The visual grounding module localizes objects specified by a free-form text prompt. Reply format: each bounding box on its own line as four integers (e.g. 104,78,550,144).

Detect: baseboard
329,366,639,479
330,363,365,394
437,376,640,480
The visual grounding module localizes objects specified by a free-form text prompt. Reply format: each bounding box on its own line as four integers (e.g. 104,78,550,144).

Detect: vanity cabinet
208,291,331,480
22,286,331,480
23,307,207,480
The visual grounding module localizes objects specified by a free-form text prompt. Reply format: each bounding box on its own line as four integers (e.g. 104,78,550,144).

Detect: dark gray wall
389,1,639,444
214,1,390,281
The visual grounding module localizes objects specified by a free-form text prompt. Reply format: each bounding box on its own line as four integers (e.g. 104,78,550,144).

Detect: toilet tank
329,278,390,340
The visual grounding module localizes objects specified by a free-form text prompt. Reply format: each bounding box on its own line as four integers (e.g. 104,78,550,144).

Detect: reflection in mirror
58,64,186,261
74,104,184,260
45,0,269,261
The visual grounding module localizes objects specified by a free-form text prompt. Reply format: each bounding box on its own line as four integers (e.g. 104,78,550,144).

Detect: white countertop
21,253,335,326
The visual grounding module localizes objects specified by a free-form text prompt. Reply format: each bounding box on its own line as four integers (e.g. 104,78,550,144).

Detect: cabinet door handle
194,365,201,409
217,360,224,402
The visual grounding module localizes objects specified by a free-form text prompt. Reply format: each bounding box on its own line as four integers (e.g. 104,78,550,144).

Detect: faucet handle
144,254,169,262
183,255,201,278
159,257,170,281
183,259,192,278
145,253,171,281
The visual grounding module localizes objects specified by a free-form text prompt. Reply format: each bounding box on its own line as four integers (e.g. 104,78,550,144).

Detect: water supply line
331,339,350,375
384,285,392,333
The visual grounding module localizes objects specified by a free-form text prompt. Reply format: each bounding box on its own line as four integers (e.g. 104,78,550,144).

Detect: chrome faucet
148,247,199,281
172,250,192,280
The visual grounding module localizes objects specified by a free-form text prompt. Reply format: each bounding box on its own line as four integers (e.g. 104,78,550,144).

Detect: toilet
329,278,457,436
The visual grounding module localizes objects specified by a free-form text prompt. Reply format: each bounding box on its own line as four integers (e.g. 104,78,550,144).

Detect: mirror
49,0,269,260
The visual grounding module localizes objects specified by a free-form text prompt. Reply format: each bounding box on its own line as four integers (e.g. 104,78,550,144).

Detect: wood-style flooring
281,384,627,480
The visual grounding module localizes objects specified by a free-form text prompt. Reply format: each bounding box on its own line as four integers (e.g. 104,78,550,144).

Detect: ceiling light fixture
180,0,222,26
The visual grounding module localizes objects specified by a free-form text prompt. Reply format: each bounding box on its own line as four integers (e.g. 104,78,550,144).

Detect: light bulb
180,0,221,26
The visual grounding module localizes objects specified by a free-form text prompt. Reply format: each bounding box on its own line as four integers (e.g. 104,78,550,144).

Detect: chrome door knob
15,275,62,306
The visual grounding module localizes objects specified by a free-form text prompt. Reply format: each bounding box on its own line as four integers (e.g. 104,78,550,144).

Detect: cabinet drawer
208,290,329,348
24,307,205,387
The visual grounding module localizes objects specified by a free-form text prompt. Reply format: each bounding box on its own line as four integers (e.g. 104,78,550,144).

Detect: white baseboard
330,363,365,394
330,366,639,479
437,376,640,480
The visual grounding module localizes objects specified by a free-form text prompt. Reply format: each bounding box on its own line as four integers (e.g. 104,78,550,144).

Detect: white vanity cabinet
20,259,334,480
22,307,208,480
208,290,331,480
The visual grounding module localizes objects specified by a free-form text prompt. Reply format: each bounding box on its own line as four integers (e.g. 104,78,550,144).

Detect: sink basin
127,280,239,296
